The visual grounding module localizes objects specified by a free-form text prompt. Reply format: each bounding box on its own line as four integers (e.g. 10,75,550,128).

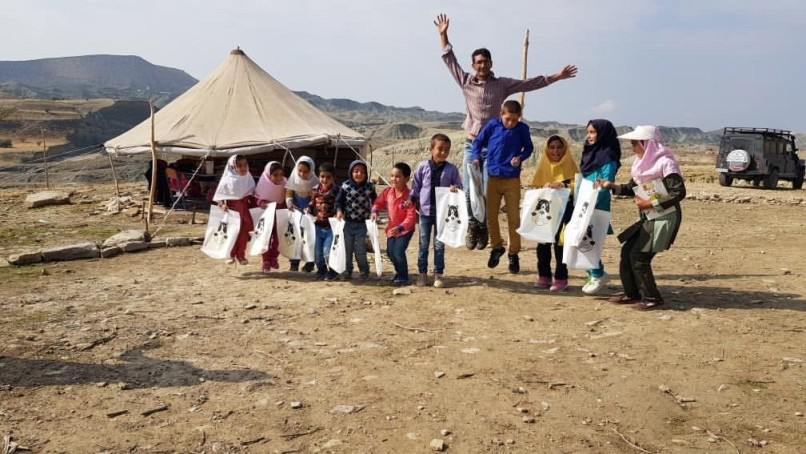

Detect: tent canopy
105,48,366,157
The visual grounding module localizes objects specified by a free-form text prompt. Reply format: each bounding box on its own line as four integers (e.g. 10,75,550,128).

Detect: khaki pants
486,176,521,254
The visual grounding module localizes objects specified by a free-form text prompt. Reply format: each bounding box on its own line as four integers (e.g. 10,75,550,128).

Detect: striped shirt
441,44,552,137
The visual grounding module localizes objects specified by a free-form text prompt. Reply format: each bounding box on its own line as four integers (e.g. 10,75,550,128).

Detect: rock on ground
8,251,43,266
41,242,99,262
25,191,71,209
102,230,149,249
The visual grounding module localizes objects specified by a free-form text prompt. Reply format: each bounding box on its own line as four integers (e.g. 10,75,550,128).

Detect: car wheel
718,173,733,187
793,171,804,190
764,168,779,190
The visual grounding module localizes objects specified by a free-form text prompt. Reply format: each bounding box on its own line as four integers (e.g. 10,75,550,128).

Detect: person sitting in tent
144,159,172,208
213,155,256,265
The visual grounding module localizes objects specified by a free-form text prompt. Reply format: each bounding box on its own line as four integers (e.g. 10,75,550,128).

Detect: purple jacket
411,160,463,216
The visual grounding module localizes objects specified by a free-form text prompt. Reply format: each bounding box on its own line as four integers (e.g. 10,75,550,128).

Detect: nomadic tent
104,48,367,179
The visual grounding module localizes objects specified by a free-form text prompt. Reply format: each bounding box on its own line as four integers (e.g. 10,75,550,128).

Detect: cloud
591,100,617,115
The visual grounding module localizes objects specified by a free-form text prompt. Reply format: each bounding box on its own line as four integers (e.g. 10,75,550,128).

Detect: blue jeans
418,215,445,274
343,220,369,274
315,225,333,269
387,231,414,282
463,139,488,226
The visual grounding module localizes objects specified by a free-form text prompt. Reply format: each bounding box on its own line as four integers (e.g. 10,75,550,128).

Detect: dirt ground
1,162,805,453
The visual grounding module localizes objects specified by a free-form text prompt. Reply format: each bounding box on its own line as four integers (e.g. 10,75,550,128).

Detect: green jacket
613,173,686,252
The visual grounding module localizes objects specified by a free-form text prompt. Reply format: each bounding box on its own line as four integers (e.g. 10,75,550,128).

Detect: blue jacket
470,118,533,178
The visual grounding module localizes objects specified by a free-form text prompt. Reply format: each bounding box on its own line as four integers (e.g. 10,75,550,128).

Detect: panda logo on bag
283,220,296,245
212,221,228,244
331,233,340,252
254,217,265,236
444,204,462,232
578,225,596,253
530,199,552,226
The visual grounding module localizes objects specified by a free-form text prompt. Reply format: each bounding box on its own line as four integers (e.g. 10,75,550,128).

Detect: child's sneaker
465,228,478,250
550,279,568,292
433,273,445,288
359,271,370,280
238,258,249,266
582,274,609,295
340,271,353,281
315,266,327,280
487,247,506,268
301,262,315,273
534,275,552,288
507,254,520,274
476,225,488,250
226,258,236,265
325,270,339,281
289,261,299,272
416,273,428,287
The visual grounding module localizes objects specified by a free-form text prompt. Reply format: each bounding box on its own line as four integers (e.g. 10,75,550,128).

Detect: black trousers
619,233,661,300
536,200,573,280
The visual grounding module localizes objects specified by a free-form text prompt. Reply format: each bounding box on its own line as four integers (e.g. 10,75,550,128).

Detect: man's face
472,54,492,80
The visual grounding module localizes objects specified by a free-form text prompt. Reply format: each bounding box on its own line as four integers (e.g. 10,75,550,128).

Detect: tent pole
147,101,158,230
108,152,121,198
42,127,49,189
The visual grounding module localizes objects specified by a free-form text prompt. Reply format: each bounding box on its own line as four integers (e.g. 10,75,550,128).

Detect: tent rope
151,151,212,238
336,135,390,187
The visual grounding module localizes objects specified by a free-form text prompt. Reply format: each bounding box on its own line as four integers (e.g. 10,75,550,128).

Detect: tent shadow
0,347,269,389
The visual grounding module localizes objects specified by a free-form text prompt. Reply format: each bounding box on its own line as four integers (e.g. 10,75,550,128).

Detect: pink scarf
254,161,287,202
630,128,682,184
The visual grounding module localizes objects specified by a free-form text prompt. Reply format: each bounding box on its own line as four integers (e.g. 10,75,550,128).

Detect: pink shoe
550,279,568,292
534,276,552,288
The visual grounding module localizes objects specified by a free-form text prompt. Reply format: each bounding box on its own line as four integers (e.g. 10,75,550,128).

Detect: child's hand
510,156,521,168
472,159,480,169
370,212,377,222
634,197,652,210
288,203,296,212
403,200,413,208
391,225,404,237
220,203,228,212
336,210,344,221
545,182,563,189
594,180,612,190
449,185,458,193
259,201,268,209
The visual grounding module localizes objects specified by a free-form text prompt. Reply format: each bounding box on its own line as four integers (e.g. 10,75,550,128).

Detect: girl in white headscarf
254,161,287,273
214,155,257,264
284,156,317,272
598,125,686,311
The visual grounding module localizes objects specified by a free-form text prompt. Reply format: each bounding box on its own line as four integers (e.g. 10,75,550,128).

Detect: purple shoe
534,276,552,289
549,279,568,292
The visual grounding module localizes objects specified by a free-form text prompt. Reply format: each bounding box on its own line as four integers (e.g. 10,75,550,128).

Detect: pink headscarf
630,126,683,185
254,161,287,202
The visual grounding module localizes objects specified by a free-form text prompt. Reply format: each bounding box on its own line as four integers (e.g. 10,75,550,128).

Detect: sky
5,0,806,132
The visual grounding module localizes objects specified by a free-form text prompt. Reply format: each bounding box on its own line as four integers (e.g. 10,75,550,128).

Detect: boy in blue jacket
470,100,533,274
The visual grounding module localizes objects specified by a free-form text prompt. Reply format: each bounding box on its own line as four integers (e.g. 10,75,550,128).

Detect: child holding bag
213,155,256,265
531,135,579,292
335,160,377,280
371,162,417,286
254,161,287,273
285,156,317,272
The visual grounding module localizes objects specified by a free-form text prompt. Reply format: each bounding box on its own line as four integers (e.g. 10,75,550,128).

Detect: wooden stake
147,101,157,230
107,153,120,198
518,29,530,109
42,127,49,189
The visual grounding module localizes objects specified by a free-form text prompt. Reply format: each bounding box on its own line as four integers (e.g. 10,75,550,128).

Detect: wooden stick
392,322,437,333
612,428,657,454
706,430,740,454
279,427,321,440
42,127,49,189
147,101,158,229
107,153,120,198
518,29,530,109
141,404,169,417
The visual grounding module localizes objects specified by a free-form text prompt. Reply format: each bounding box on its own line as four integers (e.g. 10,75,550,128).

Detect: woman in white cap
597,125,686,310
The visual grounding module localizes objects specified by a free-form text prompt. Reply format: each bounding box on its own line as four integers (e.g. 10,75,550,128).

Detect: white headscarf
285,156,317,193
213,155,255,202
254,161,287,202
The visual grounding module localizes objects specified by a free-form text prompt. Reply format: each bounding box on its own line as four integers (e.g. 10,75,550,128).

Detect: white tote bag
516,188,571,243
564,178,600,247
247,203,276,256
201,205,241,260
435,187,470,249
328,217,347,273
298,213,317,263
467,164,486,222
276,209,300,260
562,209,610,270
365,219,383,277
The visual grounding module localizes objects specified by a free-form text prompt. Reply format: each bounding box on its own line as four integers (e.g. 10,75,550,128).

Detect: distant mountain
293,91,465,125
0,55,197,103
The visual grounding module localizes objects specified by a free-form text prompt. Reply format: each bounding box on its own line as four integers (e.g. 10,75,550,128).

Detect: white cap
618,125,660,141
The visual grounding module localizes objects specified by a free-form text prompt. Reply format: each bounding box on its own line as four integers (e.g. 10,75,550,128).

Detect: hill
0,55,197,102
